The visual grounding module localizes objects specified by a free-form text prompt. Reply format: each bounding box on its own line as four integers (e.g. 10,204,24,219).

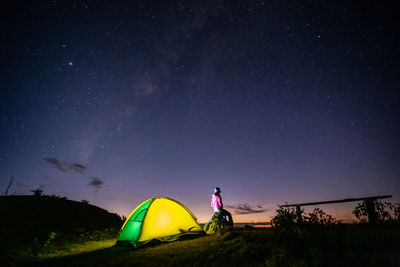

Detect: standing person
204,187,233,230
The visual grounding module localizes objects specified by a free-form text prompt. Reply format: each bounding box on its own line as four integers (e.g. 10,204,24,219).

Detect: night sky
1,1,399,222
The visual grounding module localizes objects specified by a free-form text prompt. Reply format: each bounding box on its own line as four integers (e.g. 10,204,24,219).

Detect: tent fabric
116,197,204,247
116,199,152,243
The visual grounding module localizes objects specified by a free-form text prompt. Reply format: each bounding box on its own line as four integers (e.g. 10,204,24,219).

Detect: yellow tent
116,197,204,247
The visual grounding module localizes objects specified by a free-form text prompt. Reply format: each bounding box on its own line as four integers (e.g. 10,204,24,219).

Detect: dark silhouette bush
271,206,298,227
304,208,336,225
31,188,43,197
353,200,400,223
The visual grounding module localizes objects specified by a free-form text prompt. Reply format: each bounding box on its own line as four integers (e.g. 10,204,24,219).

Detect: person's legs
222,209,233,225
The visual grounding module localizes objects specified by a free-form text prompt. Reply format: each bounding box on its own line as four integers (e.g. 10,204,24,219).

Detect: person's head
214,187,221,194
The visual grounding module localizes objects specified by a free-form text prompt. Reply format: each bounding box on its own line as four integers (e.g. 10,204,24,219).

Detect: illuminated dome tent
116,197,204,247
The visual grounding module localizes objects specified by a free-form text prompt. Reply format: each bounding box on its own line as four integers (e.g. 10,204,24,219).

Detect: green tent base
115,230,205,248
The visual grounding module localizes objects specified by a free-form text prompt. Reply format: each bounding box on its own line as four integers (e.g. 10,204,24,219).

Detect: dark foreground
10,224,399,267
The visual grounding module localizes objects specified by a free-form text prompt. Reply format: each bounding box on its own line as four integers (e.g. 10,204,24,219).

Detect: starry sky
1,1,399,222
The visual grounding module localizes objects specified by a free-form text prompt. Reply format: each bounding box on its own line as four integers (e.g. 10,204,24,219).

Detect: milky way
0,1,399,222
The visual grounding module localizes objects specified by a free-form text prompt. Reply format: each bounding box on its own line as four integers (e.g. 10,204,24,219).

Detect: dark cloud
226,204,269,215
43,157,68,173
88,177,103,189
43,158,86,174
69,163,86,174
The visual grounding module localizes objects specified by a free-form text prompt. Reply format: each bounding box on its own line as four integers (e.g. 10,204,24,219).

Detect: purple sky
1,1,399,222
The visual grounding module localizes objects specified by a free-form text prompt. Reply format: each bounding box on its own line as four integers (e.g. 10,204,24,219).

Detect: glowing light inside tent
154,208,173,230
140,198,202,242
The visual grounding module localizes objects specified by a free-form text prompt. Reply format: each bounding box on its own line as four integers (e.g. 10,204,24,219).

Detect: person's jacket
211,193,223,210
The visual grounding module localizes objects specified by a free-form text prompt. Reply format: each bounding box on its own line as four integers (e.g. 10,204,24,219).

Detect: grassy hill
0,195,122,235
0,195,122,265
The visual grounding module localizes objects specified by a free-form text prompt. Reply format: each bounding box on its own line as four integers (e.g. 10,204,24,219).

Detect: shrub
304,208,336,225
353,200,400,223
271,206,298,227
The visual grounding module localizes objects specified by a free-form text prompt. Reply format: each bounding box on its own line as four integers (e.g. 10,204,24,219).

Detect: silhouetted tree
304,208,336,225
4,176,13,196
394,204,400,222
382,202,400,223
271,207,298,227
31,188,43,197
272,207,336,227
353,200,398,223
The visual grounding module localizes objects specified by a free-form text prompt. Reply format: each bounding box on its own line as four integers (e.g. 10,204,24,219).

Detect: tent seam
137,197,155,243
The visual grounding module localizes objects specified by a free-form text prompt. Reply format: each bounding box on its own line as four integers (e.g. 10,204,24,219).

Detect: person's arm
218,195,223,209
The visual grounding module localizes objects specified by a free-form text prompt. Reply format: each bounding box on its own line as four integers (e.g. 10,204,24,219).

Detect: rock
203,213,231,234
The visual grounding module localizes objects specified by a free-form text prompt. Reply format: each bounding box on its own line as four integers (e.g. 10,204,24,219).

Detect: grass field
30,224,400,266
2,196,399,266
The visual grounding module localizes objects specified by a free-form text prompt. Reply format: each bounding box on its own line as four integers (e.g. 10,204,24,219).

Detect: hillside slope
0,195,122,240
